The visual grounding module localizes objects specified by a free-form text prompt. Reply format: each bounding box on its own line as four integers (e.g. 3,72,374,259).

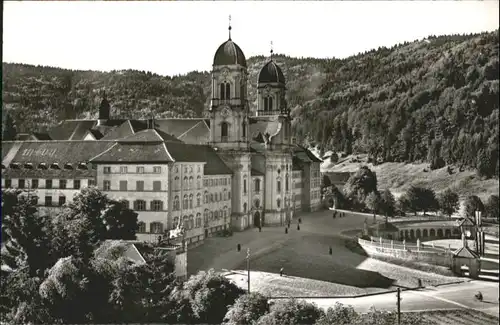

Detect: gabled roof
177,120,210,145
90,142,174,163
453,245,479,259
154,119,208,138
99,121,134,140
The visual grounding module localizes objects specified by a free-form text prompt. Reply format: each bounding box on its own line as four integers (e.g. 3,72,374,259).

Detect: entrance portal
254,211,261,228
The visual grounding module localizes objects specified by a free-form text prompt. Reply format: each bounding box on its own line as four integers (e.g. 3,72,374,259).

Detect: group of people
332,210,346,218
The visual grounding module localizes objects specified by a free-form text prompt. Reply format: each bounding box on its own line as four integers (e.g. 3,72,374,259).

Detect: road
299,280,499,318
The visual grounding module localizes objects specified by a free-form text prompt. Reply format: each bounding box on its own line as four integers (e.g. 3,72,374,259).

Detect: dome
258,60,285,84
213,39,247,67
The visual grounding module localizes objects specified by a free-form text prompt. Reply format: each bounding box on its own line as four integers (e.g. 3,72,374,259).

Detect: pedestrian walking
280,267,284,277
298,218,302,224
297,224,300,231
329,246,333,255
285,227,288,234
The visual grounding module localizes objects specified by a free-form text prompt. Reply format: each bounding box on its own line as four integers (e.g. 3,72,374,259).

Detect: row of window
174,165,202,174
203,177,231,187
103,180,162,192
4,178,90,190
103,166,162,174
312,178,321,188
311,190,321,200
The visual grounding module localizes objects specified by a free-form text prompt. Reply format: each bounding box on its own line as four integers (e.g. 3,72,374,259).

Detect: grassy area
322,153,499,202
410,309,499,325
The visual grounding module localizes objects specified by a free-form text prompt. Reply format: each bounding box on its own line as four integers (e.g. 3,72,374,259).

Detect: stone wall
358,238,453,267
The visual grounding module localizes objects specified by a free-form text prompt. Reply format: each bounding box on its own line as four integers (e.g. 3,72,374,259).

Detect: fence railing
360,237,450,254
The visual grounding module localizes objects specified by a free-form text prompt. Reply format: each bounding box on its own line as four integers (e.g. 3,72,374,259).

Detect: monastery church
1,24,322,245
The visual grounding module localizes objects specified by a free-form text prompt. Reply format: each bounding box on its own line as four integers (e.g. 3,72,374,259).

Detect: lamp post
246,248,251,292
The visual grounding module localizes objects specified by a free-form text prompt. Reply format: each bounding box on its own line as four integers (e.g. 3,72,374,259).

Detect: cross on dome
228,15,232,40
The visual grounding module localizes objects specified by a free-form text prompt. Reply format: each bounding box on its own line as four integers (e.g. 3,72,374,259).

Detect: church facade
1,28,322,246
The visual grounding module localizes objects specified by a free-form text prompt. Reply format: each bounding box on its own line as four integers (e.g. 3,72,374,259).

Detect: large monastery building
1,25,322,246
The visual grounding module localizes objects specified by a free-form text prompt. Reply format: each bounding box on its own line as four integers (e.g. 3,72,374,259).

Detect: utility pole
247,248,251,292
396,288,402,325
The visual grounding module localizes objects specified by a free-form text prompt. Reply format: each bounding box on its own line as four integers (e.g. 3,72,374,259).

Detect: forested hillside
2,31,498,177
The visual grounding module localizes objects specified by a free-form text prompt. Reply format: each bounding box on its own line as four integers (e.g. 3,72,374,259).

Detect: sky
3,1,499,76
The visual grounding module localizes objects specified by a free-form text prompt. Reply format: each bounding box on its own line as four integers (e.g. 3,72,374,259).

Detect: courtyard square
187,210,465,297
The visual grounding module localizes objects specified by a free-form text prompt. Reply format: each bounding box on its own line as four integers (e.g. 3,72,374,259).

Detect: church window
183,176,188,188
285,175,289,191
197,193,201,206
242,122,246,137
226,83,231,99
183,195,188,209
277,178,281,192
264,96,274,111
220,84,225,99
189,194,193,209
221,122,228,139
220,82,231,100
189,176,193,189
243,179,247,194
254,179,261,192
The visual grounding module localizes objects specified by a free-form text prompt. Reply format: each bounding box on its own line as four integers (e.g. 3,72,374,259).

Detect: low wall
358,238,453,267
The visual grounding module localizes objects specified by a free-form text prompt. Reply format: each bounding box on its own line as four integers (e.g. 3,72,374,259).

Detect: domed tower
256,43,288,117
210,17,249,151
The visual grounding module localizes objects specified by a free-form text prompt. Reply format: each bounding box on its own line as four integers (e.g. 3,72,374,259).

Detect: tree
476,149,495,178
256,299,324,325
380,189,396,221
224,292,270,325
2,113,17,140
403,186,438,216
485,195,499,221
1,189,54,277
437,188,460,219
343,166,378,209
464,195,485,219
176,269,244,324
365,191,381,221
315,302,360,325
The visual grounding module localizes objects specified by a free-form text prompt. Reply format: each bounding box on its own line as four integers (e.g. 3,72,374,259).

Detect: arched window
138,221,146,233
134,200,146,211
196,213,202,228
204,191,209,204
219,192,223,201
243,203,247,213
183,176,188,189
214,211,218,219
204,209,209,223
220,83,225,99
183,195,188,209
197,193,201,206
173,217,179,228
197,175,201,189
151,200,163,211
264,96,274,111
254,199,260,208
174,176,179,190
189,194,193,209
183,216,189,229
277,178,281,192
219,209,224,219
225,83,231,99
221,122,228,139
210,211,214,220
189,215,194,229
223,188,227,200
189,176,193,189
210,193,214,202
150,222,163,234
255,179,261,192
243,178,247,194
285,175,289,192
174,196,180,210
268,97,273,110
242,121,246,137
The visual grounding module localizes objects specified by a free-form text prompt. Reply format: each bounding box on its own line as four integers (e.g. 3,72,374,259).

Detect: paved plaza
187,209,467,296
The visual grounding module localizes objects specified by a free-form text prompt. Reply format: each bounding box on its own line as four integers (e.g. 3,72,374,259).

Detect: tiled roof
118,129,182,143
154,119,208,138
164,143,232,175
69,120,100,140
90,143,174,163
177,121,210,145
5,141,115,165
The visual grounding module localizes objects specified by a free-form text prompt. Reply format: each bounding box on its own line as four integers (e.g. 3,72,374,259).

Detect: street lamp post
247,248,250,292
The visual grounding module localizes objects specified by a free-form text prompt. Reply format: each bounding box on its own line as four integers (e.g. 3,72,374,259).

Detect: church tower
210,17,252,229
210,16,249,151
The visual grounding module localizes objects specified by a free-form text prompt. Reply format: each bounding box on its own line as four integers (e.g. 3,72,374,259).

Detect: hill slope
2,31,498,178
